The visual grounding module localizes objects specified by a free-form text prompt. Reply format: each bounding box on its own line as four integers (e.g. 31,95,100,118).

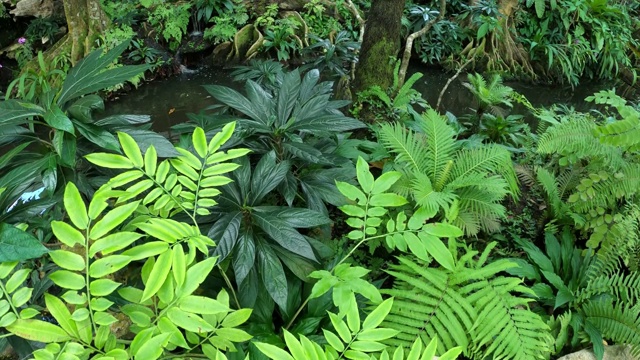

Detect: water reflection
103,65,612,131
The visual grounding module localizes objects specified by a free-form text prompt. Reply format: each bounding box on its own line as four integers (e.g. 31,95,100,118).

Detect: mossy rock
230,24,263,63
245,28,264,60
280,10,309,47
212,42,233,66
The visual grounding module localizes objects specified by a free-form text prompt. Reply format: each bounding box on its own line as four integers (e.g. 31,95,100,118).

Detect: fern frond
410,171,457,214
383,255,552,360
451,145,518,198
382,257,476,355
582,300,640,357
415,109,458,185
515,164,536,188
465,276,550,360
378,122,430,173
577,272,640,305
456,187,507,234
537,117,625,168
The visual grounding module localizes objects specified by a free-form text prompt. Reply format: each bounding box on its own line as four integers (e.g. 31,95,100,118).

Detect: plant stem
217,265,240,309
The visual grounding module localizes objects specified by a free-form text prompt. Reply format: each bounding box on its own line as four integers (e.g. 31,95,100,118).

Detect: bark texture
63,0,109,64
352,0,404,94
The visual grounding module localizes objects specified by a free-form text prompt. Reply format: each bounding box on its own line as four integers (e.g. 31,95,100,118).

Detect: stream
102,65,612,131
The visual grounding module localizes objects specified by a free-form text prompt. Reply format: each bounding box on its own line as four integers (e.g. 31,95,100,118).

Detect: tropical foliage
0,0,639,358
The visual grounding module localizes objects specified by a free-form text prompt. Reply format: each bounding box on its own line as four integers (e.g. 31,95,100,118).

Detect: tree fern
378,111,517,236
382,246,552,359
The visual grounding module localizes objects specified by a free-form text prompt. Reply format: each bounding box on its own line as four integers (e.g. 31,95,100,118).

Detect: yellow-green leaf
118,132,143,167
11,287,32,307
85,153,134,169
362,298,394,330
63,183,88,229
208,122,236,153
166,307,214,332
89,255,131,278
178,295,229,315
90,279,121,297
140,250,172,302
5,268,30,293
122,242,169,261
89,232,144,257
49,270,85,290
51,221,85,248
0,313,16,327
89,201,140,240
253,342,294,360
134,332,171,360
192,128,208,159
172,245,186,288
44,294,78,338
221,308,252,328
144,145,158,177
49,250,85,272
215,327,252,342
6,319,71,343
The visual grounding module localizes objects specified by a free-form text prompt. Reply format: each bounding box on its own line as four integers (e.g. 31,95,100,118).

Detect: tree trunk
63,0,109,64
33,0,108,69
352,0,405,94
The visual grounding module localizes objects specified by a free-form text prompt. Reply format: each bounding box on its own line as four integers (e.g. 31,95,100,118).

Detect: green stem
286,196,388,330
0,281,19,317
84,220,97,336
217,265,240,309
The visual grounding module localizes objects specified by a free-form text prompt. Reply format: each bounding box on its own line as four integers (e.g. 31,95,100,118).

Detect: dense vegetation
0,0,639,359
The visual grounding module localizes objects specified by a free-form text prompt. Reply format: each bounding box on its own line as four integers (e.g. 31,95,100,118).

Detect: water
102,65,612,131
103,66,241,131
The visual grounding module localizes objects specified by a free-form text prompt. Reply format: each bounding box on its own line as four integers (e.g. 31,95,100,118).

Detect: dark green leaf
233,230,256,287
276,70,301,128
250,152,290,204
203,84,266,127
253,207,330,228
256,241,288,310
272,246,316,282
67,95,104,123
0,223,48,262
282,142,331,165
210,212,242,262
74,122,120,152
278,172,298,207
95,114,151,127
238,267,259,308
58,40,150,105
252,212,316,261
0,100,45,126
44,105,74,133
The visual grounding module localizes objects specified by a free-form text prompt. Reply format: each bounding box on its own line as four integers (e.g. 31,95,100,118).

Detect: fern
582,301,640,357
382,247,552,359
378,110,517,236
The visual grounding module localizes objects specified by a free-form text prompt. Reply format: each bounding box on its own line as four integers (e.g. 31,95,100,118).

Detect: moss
352,0,404,94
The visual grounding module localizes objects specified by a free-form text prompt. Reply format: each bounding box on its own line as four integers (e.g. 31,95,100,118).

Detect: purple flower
0,64,3,69
18,37,26,44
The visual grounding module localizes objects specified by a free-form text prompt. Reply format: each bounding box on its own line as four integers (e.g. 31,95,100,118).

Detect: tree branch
342,0,365,80
397,0,446,87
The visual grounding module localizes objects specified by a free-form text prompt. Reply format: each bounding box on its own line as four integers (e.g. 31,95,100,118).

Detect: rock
211,42,232,66
557,345,638,360
9,0,62,18
229,24,263,63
